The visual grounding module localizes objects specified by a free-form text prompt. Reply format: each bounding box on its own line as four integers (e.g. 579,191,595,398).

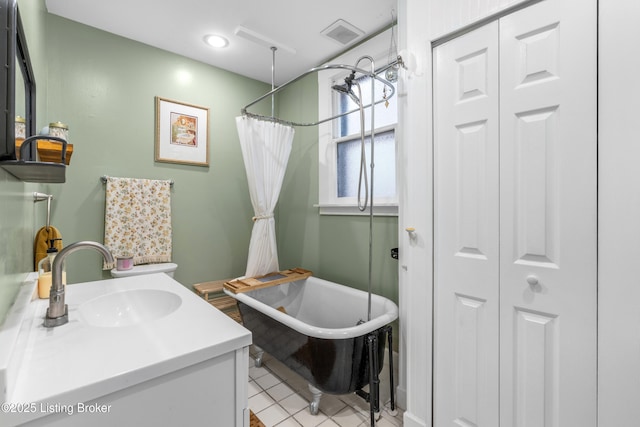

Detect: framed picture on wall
155,97,209,166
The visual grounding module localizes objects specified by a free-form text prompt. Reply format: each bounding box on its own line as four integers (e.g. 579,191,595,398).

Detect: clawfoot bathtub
224,276,398,421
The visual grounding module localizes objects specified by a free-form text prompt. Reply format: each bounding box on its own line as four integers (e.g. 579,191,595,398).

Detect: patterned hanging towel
103,177,172,269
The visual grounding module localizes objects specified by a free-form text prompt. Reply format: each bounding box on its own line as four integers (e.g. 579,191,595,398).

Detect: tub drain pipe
368,333,380,425
356,326,396,425
386,324,397,415
356,332,381,426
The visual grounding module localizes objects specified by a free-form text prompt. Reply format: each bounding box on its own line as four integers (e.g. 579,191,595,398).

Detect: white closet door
499,1,597,426
434,1,596,425
433,22,500,427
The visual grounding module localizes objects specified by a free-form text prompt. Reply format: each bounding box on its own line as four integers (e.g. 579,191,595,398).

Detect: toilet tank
110,263,178,278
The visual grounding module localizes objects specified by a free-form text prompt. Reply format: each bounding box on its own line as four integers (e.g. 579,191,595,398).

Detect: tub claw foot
253,346,264,368
308,384,322,415
309,400,319,416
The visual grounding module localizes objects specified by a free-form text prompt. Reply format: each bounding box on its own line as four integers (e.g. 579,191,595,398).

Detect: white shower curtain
236,116,295,277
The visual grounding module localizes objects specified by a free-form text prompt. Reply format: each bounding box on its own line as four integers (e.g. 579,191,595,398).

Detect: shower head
331,83,350,94
332,71,360,104
332,83,360,105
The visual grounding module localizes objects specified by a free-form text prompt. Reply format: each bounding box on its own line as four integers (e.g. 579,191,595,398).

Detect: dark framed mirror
1,0,36,161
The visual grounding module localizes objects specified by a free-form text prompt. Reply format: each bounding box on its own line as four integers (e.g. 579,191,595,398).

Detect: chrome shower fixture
241,58,396,126
331,71,359,104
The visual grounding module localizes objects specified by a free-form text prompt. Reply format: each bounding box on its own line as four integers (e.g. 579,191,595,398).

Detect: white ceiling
45,0,397,86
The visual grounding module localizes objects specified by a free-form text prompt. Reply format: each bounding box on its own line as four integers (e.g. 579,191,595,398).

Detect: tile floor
248,349,403,427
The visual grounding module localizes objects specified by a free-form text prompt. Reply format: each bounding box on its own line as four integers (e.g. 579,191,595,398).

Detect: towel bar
100,175,174,187
33,192,53,229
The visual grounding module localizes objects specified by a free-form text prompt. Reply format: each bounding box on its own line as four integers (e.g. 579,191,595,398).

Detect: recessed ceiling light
204,34,229,48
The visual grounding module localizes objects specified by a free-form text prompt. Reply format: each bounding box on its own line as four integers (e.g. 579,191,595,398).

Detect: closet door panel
499,1,597,426
433,22,499,427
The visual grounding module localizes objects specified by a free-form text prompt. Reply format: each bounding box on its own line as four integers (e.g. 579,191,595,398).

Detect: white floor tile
264,356,292,377
258,403,290,426
331,406,369,427
287,377,313,400
317,394,347,417
379,407,403,427
317,419,341,427
293,408,328,427
375,416,400,427
248,380,261,398
249,350,403,427
279,393,309,415
275,417,303,427
249,365,270,380
249,391,276,413
267,382,296,402
337,392,364,408
256,372,282,390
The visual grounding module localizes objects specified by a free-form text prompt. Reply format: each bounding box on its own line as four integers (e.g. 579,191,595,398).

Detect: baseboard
395,383,407,411
403,411,428,427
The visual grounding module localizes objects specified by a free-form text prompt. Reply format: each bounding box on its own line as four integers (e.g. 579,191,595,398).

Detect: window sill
314,203,398,217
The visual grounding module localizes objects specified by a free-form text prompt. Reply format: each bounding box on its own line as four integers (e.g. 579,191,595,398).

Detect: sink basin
78,289,182,327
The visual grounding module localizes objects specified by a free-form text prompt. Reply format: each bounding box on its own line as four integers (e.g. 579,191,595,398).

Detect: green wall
39,13,270,286
0,175,36,325
1,0,398,325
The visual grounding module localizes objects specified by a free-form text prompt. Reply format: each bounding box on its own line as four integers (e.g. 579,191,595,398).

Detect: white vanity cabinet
0,274,252,427
22,348,250,427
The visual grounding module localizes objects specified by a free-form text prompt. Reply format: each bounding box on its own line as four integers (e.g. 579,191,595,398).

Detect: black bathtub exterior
238,301,387,395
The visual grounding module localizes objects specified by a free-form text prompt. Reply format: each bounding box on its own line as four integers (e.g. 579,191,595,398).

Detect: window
337,129,396,199
334,73,398,136
334,72,397,200
317,29,399,216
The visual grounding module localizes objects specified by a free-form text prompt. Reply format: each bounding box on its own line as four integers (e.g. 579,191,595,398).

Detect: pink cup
116,256,133,271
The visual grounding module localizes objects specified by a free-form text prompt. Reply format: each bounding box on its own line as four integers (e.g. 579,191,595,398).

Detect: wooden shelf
193,279,242,323
37,140,73,165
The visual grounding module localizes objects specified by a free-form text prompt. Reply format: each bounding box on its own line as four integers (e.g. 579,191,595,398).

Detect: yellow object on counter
37,271,66,299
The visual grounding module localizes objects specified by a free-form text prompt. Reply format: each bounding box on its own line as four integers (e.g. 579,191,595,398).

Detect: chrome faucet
44,241,115,328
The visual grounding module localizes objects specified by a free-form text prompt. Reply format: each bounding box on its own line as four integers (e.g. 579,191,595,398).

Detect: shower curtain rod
240,59,401,127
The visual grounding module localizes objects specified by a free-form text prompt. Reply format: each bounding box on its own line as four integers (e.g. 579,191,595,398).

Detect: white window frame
317,29,398,216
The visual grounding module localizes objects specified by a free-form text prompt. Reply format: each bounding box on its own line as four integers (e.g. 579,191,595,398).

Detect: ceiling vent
321,19,364,46
234,26,296,54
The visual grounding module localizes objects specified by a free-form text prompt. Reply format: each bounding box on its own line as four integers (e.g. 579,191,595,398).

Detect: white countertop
0,273,251,425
